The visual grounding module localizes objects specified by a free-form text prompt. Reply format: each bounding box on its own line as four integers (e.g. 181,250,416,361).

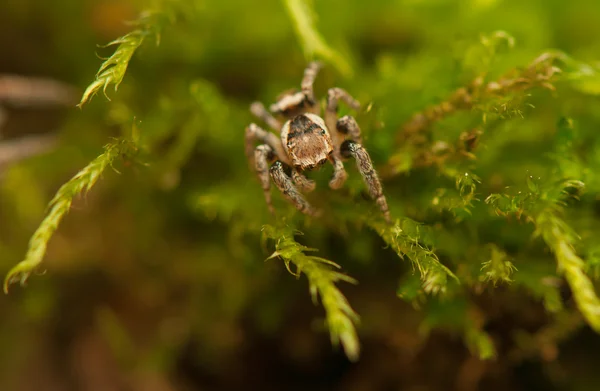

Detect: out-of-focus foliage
2,0,600,389
4,138,138,293
283,0,353,77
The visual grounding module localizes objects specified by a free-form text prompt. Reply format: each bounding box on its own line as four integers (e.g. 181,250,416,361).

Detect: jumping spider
245,62,390,222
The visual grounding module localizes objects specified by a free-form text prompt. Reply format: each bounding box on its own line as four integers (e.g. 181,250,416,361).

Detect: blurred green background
1,0,600,390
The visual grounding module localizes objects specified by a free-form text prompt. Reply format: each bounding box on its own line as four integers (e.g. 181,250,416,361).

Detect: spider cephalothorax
245,62,390,222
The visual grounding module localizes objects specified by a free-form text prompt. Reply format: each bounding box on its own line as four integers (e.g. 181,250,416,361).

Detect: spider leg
292,168,316,192
301,61,322,107
255,144,277,215
328,87,361,111
328,153,348,190
336,115,362,144
250,101,282,131
325,87,361,155
341,140,390,223
245,123,289,166
270,161,320,217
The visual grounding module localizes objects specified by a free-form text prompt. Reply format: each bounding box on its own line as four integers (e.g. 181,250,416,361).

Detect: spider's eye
321,129,326,135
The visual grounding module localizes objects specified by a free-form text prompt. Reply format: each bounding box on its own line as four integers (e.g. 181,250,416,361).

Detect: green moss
262,224,360,360
3,0,600,382
4,139,137,293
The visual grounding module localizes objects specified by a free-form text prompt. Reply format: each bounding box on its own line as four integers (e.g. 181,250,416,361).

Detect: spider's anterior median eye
321,129,326,135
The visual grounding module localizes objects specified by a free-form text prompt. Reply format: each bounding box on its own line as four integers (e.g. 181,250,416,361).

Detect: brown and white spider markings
245,62,390,222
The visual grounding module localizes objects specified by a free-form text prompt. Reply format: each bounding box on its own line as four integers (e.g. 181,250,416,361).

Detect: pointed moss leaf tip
480,245,517,286
78,10,167,107
4,139,136,293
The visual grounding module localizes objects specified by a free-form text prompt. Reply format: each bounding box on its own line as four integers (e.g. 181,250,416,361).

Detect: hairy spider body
245,62,390,222
283,113,332,170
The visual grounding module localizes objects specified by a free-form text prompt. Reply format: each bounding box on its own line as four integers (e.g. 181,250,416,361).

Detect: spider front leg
301,61,322,107
325,87,361,154
270,161,320,217
336,115,362,144
250,101,281,131
327,87,361,112
245,123,288,166
328,154,348,190
341,140,391,223
254,144,277,215
292,168,316,192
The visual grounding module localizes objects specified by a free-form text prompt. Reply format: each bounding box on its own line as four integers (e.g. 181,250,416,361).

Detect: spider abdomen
281,113,333,171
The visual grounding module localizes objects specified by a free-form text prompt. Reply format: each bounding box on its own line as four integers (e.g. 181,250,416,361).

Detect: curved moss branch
400,52,561,141
4,139,137,293
262,224,360,361
283,0,352,77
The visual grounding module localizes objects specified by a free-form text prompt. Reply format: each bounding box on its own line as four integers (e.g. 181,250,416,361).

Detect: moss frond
486,179,600,331
431,170,482,217
369,219,458,296
4,139,137,293
78,10,168,107
537,209,600,332
262,224,360,361
400,51,562,143
283,0,352,77
479,245,517,286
